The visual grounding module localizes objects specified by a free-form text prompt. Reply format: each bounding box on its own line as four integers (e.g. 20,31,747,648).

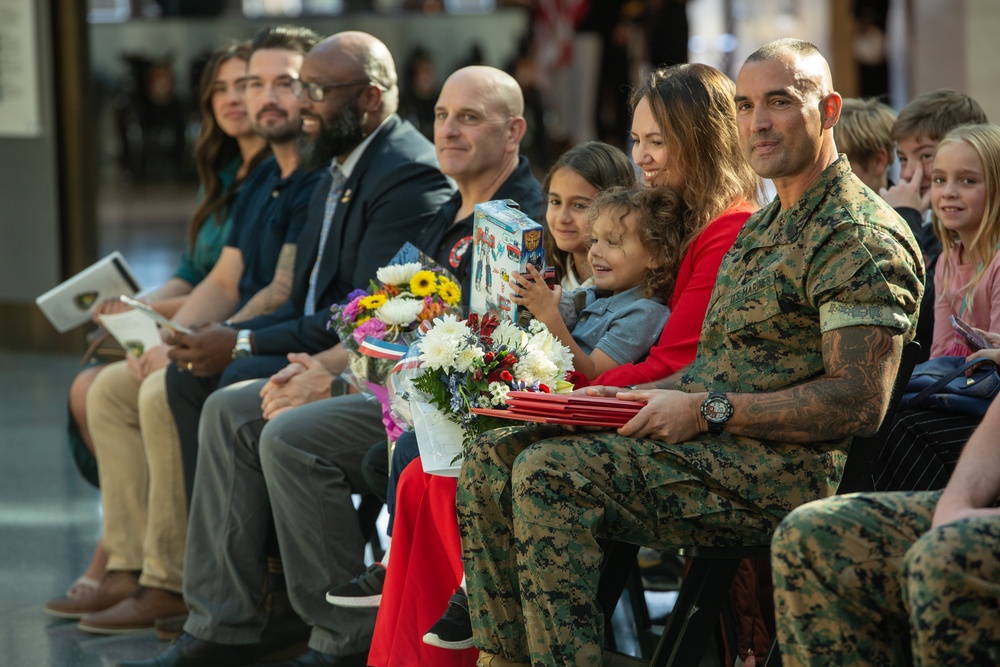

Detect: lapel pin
341,188,352,204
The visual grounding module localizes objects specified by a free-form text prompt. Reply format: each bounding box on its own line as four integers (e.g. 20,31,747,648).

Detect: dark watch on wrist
700,392,733,435
232,329,253,359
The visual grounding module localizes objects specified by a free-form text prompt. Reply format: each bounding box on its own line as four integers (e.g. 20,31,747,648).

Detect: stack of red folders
470,390,644,427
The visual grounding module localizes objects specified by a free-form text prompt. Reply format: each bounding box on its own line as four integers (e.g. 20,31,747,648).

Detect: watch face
703,396,732,423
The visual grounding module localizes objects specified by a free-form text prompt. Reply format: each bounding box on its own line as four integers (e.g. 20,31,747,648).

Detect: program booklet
97,310,162,357
35,251,142,333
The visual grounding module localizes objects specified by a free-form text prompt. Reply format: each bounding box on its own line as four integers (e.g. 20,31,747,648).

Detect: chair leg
651,558,741,667
598,541,640,650
627,561,651,632
762,635,781,666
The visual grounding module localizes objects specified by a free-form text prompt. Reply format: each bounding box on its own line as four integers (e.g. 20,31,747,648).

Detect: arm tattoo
229,244,297,322
735,326,902,442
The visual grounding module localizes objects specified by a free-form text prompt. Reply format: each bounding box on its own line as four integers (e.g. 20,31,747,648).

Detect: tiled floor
0,350,165,665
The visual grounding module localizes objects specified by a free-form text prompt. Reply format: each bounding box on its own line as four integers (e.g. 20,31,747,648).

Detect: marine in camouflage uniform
456,156,924,666
772,395,1000,665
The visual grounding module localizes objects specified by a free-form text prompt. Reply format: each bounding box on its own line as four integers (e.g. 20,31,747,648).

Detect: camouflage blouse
653,157,926,517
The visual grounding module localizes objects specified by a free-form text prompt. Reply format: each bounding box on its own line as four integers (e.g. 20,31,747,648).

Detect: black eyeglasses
290,78,384,102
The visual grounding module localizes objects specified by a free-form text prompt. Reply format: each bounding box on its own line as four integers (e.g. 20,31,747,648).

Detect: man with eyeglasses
122,30,452,667
164,29,451,471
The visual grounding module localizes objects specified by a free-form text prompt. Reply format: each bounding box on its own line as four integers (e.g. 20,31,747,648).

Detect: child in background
834,97,897,192
879,89,988,362
881,89,987,259
929,123,1000,357
874,123,1000,493
542,141,637,290
512,186,683,380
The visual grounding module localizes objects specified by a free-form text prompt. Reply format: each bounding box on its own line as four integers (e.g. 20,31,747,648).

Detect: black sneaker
422,587,474,650
325,564,385,608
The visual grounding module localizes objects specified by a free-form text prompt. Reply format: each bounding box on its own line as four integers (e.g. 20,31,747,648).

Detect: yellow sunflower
409,270,438,297
438,279,461,305
359,294,388,310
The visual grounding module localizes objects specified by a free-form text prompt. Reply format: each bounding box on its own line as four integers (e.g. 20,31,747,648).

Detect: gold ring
186,362,194,372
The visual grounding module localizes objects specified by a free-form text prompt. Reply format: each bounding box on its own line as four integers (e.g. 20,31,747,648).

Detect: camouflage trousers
772,491,1000,666
456,424,781,667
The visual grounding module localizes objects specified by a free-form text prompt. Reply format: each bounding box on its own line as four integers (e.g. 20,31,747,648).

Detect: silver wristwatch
232,329,253,359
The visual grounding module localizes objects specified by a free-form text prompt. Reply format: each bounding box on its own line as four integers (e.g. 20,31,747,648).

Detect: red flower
467,312,499,339
537,384,551,393
484,351,496,364
479,312,499,338
499,370,513,383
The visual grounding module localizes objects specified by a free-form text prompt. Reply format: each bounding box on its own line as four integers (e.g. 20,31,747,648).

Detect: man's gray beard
298,103,366,171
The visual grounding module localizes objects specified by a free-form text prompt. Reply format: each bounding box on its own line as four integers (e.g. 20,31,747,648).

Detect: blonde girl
930,123,1000,357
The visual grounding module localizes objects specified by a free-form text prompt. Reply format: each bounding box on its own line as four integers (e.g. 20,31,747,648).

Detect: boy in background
879,89,987,359
834,97,897,192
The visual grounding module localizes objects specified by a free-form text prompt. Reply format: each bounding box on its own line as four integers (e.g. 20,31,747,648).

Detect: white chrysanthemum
453,345,485,373
488,381,510,406
514,348,561,385
430,314,470,339
527,319,547,336
418,331,462,371
477,394,494,409
376,297,424,326
376,262,423,286
526,328,575,375
492,320,526,349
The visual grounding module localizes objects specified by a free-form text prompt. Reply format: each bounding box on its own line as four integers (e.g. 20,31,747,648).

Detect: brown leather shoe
44,570,139,620
78,585,187,635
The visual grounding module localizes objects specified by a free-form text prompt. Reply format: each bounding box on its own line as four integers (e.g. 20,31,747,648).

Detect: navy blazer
242,114,454,354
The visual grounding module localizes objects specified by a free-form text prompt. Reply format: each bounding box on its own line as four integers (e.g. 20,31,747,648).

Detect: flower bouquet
328,256,461,441
328,260,462,385
408,312,574,473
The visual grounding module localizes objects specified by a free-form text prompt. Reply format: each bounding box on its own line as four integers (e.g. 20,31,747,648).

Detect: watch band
232,329,253,359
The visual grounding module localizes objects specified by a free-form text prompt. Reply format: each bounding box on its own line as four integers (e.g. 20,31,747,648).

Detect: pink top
931,245,1000,358
596,203,753,386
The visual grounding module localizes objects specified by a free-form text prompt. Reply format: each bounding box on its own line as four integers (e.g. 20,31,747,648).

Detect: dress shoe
256,648,368,666
79,585,187,635
45,570,139,620
116,631,262,667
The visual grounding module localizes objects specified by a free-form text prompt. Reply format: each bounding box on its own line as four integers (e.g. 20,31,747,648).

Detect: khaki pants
87,360,187,592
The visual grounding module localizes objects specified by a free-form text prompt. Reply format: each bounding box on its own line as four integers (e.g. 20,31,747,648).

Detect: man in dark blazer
162,31,453,503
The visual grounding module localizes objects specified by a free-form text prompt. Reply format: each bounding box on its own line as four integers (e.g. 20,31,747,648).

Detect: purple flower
347,288,368,301
353,318,387,345
342,295,365,322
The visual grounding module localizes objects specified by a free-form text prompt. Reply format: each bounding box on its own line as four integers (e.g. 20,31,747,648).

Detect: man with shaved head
322,64,543,619
123,29,452,667
455,39,924,666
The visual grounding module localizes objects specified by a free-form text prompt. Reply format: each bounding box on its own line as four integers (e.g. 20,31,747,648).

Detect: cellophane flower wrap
410,312,575,448
327,261,462,386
